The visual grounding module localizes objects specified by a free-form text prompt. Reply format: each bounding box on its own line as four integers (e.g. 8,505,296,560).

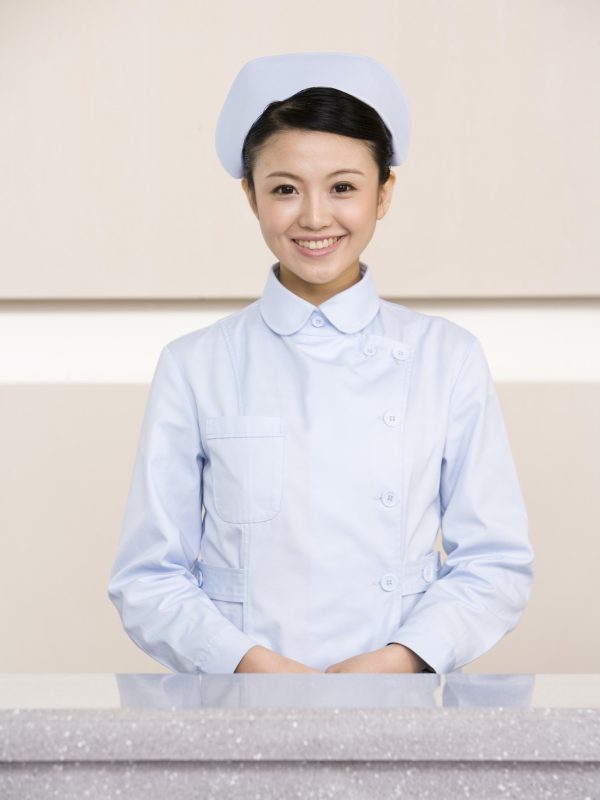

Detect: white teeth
295,236,340,250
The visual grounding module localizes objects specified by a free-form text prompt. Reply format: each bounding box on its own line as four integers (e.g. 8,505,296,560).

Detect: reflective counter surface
2,672,600,710
2,674,600,799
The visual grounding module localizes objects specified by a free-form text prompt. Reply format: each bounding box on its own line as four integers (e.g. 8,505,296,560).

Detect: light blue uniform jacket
108,262,534,674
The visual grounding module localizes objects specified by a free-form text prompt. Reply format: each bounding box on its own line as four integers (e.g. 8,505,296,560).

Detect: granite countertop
2,673,600,764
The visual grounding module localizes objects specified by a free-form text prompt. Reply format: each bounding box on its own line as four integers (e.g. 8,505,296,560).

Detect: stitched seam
206,432,284,440
163,345,207,461
219,321,244,415
447,336,478,411
439,336,479,517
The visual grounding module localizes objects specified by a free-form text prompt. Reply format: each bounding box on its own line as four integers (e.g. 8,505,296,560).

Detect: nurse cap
215,52,411,178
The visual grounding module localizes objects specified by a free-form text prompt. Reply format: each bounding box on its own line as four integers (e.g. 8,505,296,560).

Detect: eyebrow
264,169,365,180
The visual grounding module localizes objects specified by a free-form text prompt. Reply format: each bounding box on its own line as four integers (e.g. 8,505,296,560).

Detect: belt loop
195,561,247,602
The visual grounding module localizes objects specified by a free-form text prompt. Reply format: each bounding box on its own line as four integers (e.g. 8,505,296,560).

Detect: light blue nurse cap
215,52,411,178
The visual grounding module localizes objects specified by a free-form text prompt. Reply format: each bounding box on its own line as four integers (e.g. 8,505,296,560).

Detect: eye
272,184,297,195
333,183,355,193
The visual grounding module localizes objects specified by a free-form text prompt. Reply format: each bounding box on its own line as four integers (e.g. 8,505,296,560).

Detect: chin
292,265,347,283
288,255,354,273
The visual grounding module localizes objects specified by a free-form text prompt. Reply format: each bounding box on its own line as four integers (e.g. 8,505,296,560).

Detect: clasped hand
235,643,426,673
323,643,426,673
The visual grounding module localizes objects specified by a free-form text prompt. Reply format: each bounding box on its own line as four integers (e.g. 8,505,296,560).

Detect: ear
241,177,259,219
376,170,396,220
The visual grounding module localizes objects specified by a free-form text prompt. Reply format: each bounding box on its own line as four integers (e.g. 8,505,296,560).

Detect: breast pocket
205,415,286,524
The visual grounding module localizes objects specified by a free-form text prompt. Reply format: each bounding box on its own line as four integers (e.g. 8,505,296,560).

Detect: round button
197,572,204,587
383,410,401,427
380,573,398,592
422,564,435,583
392,345,408,361
312,315,325,327
380,489,399,507
363,343,377,356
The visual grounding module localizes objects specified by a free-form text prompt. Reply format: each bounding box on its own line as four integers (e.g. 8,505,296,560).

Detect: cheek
342,199,378,231
258,202,295,238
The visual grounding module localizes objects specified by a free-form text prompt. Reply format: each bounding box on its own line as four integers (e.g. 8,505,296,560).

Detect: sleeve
387,337,534,673
107,345,259,674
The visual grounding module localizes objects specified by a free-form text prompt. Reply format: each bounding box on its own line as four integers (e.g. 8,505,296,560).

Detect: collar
259,261,381,335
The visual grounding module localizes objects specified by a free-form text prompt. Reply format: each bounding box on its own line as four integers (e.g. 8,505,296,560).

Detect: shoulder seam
162,345,207,460
218,321,244,415
447,336,479,410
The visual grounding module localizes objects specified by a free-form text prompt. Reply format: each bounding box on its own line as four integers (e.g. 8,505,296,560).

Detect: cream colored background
1,0,599,674
0,0,599,298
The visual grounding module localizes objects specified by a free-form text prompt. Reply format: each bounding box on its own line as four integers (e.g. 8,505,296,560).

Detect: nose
297,191,333,230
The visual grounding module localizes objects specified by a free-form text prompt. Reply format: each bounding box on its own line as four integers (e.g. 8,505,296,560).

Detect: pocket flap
206,415,284,438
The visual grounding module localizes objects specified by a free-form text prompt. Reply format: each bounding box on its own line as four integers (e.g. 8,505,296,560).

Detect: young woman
108,52,534,675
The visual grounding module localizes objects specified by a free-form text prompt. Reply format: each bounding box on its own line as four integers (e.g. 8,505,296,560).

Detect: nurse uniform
108,53,534,674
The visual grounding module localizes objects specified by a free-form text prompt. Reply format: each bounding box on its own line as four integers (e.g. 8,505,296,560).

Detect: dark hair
242,87,393,196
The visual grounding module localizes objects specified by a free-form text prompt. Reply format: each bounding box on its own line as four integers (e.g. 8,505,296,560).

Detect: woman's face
241,128,395,303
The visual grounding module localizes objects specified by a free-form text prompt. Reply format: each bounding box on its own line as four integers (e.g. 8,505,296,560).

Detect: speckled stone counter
1,673,600,799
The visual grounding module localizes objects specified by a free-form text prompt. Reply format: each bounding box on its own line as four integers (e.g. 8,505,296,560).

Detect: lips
293,236,341,249
292,235,346,256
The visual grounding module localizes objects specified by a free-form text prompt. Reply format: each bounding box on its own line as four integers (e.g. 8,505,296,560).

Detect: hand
235,645,321,674
324,644,427,673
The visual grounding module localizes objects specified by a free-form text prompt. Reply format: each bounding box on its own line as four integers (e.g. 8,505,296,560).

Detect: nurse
108,52,534,675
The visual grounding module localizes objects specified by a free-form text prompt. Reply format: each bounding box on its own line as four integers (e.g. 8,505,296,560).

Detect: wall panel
0,0,598,298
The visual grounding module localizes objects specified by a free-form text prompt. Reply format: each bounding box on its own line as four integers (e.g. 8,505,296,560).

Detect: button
383,410,401,427
311,314,325,327
380,573,398,592
422,563,435,583
392,345,408,361
363,343,377,356
380,489,399,507
197,571,204,587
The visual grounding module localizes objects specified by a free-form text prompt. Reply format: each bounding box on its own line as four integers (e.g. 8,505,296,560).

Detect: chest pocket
205,415,286,524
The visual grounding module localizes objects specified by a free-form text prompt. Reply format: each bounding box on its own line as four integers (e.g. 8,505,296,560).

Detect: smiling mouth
292,235,345,250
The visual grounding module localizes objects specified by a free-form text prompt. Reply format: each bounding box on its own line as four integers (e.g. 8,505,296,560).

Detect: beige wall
1,1,598,674
0,0,599,298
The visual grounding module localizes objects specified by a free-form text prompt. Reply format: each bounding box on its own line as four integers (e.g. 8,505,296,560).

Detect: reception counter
1,673,599,798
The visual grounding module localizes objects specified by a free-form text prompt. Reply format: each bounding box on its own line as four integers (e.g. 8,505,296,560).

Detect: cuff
387,627,458,674
199,624,260,674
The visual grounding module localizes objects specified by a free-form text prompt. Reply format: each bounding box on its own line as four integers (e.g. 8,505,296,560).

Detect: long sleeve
107,345,258,673
389,337,534,673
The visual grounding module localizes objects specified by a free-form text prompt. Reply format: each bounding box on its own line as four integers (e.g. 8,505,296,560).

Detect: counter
1,673,599,798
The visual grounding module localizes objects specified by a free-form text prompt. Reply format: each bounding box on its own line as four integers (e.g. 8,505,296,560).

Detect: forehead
253,129,376,174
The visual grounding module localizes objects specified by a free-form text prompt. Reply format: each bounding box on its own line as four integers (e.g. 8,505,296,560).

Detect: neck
277,262,362,305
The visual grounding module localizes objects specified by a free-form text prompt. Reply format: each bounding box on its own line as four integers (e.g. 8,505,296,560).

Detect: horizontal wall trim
1,300,599,383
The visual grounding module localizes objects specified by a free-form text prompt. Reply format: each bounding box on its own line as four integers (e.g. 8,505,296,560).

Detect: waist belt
194,551,441,602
